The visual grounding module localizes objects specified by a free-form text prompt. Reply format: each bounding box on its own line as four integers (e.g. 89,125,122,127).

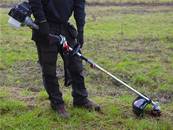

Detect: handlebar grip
24,16,39,30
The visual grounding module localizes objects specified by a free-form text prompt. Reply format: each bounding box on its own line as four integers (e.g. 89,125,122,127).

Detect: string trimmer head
133,96,161,117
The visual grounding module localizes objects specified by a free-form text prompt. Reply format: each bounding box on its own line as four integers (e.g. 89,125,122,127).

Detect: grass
1,2,173,130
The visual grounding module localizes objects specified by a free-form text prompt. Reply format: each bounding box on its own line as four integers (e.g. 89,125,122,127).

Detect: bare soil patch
9,87,38,108
0,60,65,92
154,91,173,104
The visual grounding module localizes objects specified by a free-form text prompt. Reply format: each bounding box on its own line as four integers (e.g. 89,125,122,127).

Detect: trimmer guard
132,96,150,116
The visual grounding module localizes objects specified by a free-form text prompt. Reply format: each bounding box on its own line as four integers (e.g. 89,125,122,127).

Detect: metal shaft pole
69,47,153,103
91,61,157,106
93,62,151,101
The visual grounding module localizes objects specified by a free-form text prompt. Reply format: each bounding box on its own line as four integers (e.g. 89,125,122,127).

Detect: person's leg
61,23,101,111
68,55,89,104
37,40,70,118
36,41,64,106
60,24,88,103
67,52,101,111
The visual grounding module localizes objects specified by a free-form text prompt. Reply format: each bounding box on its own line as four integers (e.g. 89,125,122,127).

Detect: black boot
51,103,70,119
73,99,101,112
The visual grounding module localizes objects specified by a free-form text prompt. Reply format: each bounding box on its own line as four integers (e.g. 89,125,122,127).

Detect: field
0,0,173,130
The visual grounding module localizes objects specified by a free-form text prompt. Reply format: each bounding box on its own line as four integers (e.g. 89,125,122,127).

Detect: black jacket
29,0,85,32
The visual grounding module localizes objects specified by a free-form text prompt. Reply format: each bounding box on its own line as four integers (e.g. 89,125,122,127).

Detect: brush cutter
60,36,161,117
8,1,161,117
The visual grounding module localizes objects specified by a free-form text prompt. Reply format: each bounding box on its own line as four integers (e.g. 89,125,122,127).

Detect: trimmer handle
24,16,39,30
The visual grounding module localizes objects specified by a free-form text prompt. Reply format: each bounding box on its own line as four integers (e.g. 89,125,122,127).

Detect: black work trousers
34,23,88,106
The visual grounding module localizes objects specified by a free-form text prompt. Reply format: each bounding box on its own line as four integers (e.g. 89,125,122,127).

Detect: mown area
0,0,173,130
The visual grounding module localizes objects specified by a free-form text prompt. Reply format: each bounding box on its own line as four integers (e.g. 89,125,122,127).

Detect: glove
38,21,49,37
77,31,84,48
72,43,81,56
37,21,50,43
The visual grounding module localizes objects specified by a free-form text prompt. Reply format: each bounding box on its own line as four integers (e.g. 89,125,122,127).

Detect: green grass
1,4,173,130
85,7,173,40
1,88,173,130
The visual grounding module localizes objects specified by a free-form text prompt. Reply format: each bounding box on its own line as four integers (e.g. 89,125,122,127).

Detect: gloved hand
77,31,84,48
72,43,81,56
38,21,49,37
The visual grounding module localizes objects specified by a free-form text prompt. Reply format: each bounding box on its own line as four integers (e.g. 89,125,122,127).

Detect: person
29,0,100,118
